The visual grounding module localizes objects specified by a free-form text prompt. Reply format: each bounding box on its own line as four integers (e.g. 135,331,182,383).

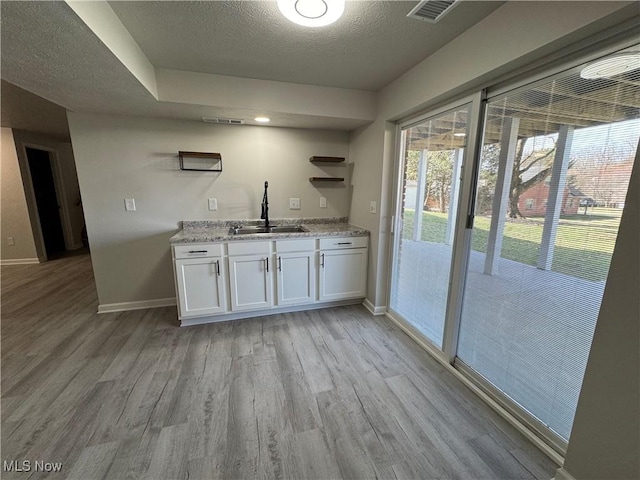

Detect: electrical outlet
208,198,218,211
369,201,377,214
320,197,327,208
124,198,136,211
289,198,301,210
7,237,15,246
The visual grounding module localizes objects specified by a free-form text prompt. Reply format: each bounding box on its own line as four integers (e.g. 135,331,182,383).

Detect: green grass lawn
401,208,621,282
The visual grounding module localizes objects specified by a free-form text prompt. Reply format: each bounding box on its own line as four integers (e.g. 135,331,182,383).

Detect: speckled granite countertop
170,217,370,244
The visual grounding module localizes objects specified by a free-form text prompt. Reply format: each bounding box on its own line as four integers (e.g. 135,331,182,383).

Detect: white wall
558,152,639,480
349,120,385,304
1,128,38,262
157,69,376,124
67,112,350,306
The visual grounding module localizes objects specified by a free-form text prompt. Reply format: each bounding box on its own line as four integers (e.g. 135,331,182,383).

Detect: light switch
208,198,218,211
320,197,327,208
124,198,136,211
369,201,377,214
289,198,301,210
7,237,15,246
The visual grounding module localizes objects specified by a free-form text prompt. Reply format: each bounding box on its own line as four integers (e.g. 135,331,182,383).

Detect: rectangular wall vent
202,117,245,125
407,0,458,23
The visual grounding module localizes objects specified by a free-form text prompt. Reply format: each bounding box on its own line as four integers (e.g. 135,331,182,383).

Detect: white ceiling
0,0,504,134
108,1,503,92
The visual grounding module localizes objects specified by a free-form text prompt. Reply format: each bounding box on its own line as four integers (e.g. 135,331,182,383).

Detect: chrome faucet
260,181,269,228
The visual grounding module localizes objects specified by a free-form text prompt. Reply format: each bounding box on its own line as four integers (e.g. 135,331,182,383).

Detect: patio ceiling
407,46,640,151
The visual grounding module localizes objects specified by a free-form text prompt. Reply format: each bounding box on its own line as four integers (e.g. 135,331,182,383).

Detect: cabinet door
175,257,227,318
319,248,367,301
276,251,316,306
228,254,273,311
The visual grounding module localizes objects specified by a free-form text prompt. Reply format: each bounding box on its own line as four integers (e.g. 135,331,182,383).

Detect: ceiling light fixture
277,0,345,27
453,132,466,137
255,116,271,123
580,53,640,79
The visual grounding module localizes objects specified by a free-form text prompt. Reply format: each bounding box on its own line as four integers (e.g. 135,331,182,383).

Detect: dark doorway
26,147,66,257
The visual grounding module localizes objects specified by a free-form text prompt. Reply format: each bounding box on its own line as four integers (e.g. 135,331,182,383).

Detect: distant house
518,183,586,216
570,160,634,209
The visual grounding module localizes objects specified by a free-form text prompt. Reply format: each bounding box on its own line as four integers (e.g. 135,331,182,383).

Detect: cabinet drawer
319,236,368,250
276,238,316,253
174,243,223,259
227,240,270,256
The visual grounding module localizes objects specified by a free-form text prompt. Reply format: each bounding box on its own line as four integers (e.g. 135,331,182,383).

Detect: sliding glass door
456,49,640,445
390,105,470,347
389,44,639,451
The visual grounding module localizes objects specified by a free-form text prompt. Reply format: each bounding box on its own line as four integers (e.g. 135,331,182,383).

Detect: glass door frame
388,92,485,363
453,50,640,454
388,90,571,459
387,36,639,459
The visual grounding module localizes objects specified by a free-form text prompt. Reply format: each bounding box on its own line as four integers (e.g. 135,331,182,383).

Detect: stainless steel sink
269,225,307,233
228,225,306,235
229,226,270,235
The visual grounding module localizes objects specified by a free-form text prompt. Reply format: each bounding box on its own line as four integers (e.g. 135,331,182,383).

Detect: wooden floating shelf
309,156,345,163
179,151,222,171
179,151,221,159
309,177,345,182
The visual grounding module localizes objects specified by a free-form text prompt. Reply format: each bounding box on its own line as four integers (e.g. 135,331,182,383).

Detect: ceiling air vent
407,0,458,23
202,117,245,125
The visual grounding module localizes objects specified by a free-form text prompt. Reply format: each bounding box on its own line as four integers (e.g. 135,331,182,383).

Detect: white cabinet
228,241,273,312
173,234,368,324
175,256,227,318
275,239,316,306
319,236,368,302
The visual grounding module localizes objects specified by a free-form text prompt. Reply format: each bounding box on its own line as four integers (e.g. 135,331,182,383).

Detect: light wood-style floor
1,253,557,480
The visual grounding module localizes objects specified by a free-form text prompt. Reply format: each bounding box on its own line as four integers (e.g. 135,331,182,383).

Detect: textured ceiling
0,2,158,115
109,1,504,91
0,0,503,131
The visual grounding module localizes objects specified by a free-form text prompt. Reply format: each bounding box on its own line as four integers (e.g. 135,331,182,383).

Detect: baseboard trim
180,299,364,327
1,257,41,265
97,297,177,314
553,467,575,480
363,298,387,316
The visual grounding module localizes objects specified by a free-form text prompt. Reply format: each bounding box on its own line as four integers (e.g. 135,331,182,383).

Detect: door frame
388,93,484,362
20,142,75,259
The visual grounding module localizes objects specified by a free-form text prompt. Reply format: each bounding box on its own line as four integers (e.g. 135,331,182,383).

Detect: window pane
457,47,639,441
390,106,469,347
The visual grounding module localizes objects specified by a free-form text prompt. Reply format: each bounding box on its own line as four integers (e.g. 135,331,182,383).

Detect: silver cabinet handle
321,253,325,268
215,260,220,276
278,256,282,271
